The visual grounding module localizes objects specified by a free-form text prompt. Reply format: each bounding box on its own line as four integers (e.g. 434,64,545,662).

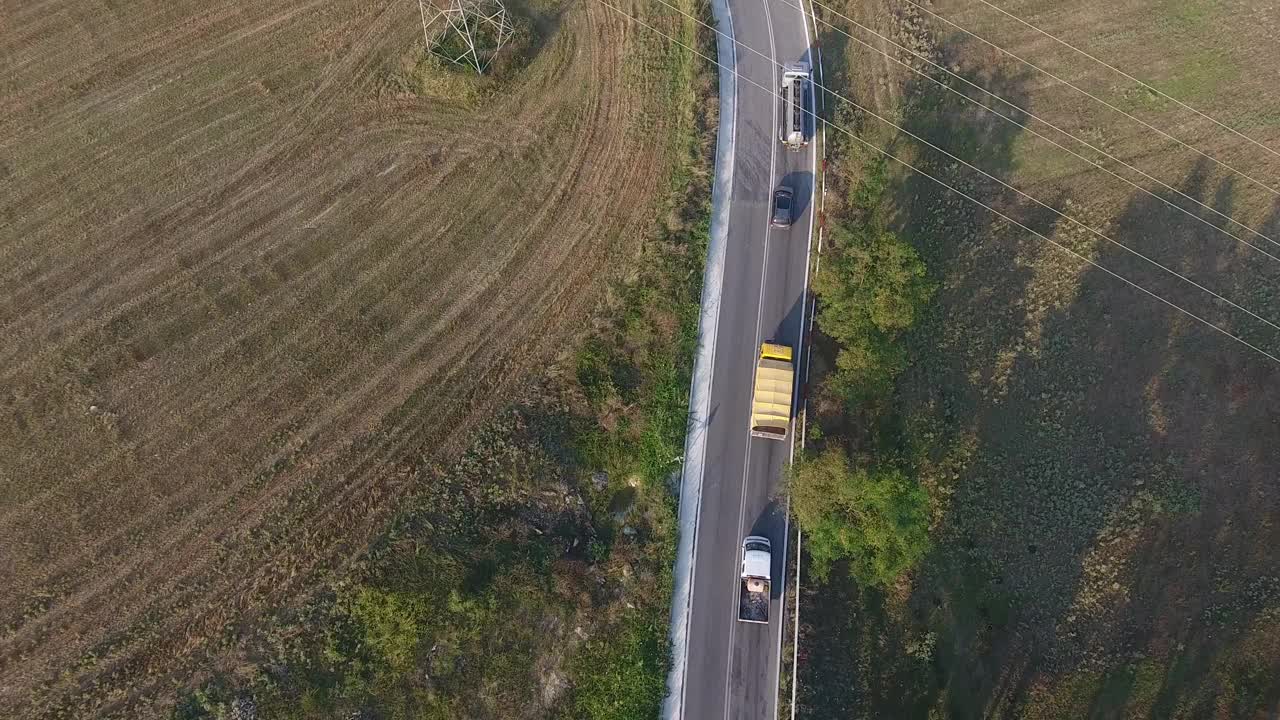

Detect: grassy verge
796,0,1051,711
171,2,714,719
796,0,1280,718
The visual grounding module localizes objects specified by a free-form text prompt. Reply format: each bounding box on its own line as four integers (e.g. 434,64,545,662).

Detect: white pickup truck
737,536,772,624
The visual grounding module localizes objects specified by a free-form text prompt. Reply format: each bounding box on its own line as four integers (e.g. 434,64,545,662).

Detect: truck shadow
747,499,789,601
764,285,809,363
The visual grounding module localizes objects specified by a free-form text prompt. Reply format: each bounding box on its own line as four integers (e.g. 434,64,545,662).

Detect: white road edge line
788,5,825,718
665,0,737,717
775,1,820,718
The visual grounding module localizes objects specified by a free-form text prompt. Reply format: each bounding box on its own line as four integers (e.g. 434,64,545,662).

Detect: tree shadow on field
874,51,1097,719
795,30,1057,718
907,146,1280,718
501,0,568,65
1004,180,1280,718
804,11,1280,715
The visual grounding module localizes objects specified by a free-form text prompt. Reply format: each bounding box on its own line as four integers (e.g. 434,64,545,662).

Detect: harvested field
0,0,694,715
798,0,1280,716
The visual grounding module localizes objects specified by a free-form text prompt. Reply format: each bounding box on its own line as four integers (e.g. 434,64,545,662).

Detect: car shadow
777,169,815,223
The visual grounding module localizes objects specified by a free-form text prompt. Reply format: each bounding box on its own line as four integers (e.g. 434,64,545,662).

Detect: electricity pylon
418,0,515,75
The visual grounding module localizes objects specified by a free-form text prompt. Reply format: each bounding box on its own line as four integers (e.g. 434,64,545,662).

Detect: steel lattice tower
418,0,515,75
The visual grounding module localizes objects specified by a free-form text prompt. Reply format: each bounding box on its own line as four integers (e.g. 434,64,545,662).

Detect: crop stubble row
0,0,684,715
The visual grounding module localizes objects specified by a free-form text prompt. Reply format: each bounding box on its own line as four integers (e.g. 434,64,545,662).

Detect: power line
591,0,1280,366
967,0,1280,164
885,0,1280,198
781,0,1280,263
651,0,1280,338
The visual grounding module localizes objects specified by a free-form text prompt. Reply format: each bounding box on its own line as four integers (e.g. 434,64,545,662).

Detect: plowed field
0,0,690,715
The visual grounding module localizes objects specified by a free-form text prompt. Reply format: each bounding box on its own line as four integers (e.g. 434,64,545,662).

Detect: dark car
771,186,794,228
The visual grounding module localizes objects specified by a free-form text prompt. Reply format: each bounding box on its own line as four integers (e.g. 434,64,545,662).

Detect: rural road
679,0,818,718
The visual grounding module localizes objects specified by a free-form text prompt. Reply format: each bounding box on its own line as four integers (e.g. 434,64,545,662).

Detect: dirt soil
799,0,1280,716
0,0,689,716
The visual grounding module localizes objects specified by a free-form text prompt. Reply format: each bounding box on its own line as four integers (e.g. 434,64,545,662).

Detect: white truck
737,536,772,624
779,62,811,151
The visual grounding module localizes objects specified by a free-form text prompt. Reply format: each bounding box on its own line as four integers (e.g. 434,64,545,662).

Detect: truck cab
738,536,772,624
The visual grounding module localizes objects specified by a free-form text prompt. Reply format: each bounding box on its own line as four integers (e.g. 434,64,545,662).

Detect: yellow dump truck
750,342,795,440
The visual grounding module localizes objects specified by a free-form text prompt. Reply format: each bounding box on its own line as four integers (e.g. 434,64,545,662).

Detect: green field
793,0,1280,717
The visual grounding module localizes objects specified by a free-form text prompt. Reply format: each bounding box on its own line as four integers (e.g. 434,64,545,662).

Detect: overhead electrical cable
878,0,1280,197
774,0,1280,262
966,0,1280,164
594,0,1280,366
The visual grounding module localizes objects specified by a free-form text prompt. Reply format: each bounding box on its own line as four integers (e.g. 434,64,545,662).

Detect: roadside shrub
813,223,932,404
788,447,930,586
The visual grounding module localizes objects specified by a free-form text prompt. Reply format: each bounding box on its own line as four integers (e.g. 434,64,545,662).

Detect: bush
788,447,930,586
350,587,430,673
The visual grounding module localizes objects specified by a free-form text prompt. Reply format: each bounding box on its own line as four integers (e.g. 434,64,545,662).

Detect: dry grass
0,0,693,716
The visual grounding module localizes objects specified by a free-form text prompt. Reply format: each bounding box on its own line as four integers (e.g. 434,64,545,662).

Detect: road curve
676,0,818,718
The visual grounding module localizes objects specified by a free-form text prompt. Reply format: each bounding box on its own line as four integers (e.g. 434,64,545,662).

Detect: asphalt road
682,1,817,718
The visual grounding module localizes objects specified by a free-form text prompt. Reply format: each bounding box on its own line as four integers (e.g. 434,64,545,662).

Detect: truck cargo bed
738,578,770,624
